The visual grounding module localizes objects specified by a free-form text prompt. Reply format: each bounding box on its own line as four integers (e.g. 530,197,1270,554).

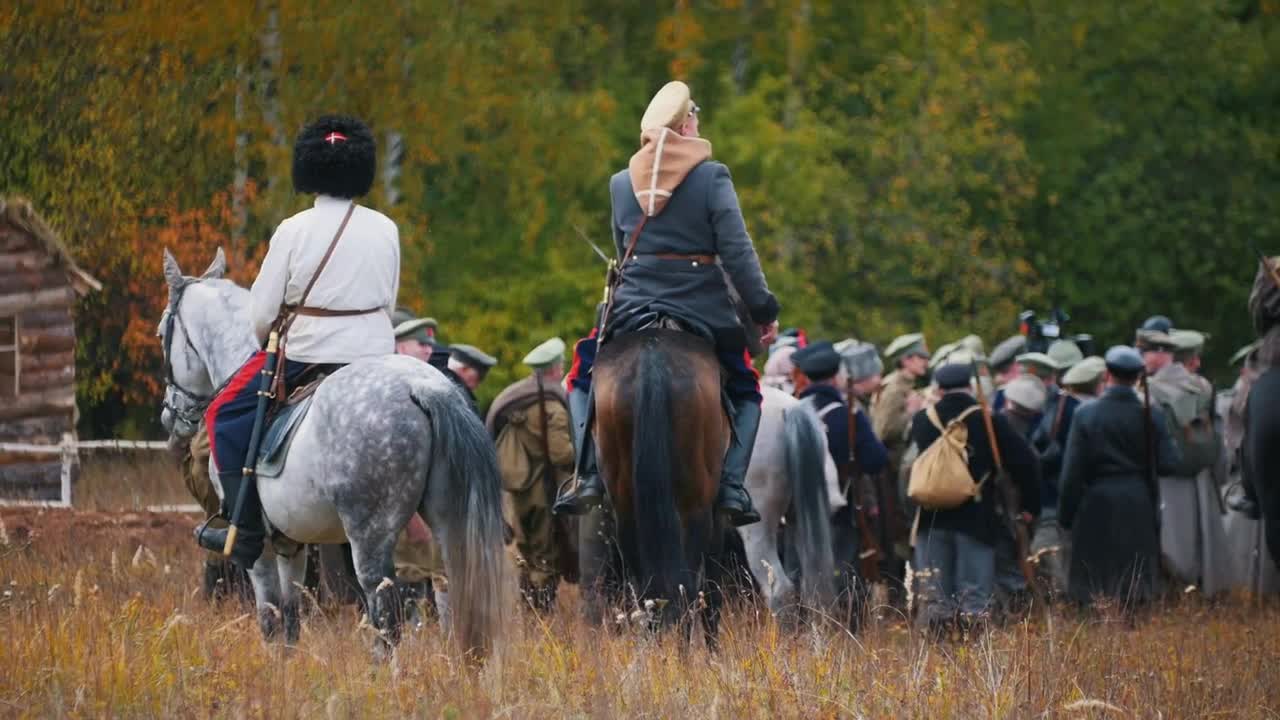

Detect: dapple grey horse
157,249,506,657
737,385,844,619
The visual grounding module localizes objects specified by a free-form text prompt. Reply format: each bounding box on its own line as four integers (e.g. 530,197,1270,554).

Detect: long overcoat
1058,386,1180,606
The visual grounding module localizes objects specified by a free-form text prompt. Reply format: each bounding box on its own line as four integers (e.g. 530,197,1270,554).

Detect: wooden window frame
0,314,19,398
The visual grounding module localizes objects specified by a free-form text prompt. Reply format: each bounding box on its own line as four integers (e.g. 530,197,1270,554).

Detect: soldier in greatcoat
486,338,576,611
1059,346,1180,609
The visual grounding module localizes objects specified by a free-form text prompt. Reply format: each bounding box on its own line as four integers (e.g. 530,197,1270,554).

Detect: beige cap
641,81,697,132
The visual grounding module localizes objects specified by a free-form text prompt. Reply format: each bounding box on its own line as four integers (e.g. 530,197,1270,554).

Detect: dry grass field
1,458,1278,718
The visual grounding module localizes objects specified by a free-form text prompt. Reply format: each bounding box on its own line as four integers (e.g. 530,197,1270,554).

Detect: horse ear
200,247,227,280
163,248,185,294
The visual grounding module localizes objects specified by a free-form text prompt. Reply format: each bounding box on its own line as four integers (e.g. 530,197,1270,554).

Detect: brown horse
589,326,729,639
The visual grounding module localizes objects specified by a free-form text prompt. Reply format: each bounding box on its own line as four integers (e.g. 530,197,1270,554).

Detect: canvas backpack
1153,381,1221,477
908,405,984,510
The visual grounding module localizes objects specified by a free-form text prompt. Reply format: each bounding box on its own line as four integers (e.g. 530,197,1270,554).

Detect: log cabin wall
0,198,99,500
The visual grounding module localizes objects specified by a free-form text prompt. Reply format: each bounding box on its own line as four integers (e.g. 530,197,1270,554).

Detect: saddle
256,371,328,479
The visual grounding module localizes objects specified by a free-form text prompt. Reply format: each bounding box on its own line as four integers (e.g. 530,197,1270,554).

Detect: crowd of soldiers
765,314,1274,634
182,302,1275,631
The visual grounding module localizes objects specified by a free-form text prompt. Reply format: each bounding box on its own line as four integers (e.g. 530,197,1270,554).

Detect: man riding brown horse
554,81,780,528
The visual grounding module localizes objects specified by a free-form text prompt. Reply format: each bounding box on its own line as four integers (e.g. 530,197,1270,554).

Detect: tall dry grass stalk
1,507,1277,718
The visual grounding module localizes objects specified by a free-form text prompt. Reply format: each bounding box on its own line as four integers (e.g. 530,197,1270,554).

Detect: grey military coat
608,161,779,351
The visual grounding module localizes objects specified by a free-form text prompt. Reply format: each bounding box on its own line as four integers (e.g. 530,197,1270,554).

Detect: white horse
157,249,506,657
738,385,844,618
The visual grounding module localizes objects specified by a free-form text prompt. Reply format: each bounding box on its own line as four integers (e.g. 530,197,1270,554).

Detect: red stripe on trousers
204,351,267,472
564,327,598,388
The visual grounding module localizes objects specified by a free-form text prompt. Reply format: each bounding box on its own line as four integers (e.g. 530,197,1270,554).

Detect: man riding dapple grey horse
195,115,401,566
555,81,780,527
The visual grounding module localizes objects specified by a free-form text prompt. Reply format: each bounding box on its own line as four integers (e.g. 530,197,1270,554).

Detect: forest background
1,0,1277,437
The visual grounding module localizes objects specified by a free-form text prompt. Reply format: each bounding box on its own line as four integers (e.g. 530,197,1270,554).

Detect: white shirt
250,195,400,364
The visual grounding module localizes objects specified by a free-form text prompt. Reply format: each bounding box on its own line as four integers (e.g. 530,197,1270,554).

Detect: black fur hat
292,115,376,199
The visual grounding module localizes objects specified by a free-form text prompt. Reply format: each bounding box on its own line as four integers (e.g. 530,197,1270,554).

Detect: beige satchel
907,405,984,510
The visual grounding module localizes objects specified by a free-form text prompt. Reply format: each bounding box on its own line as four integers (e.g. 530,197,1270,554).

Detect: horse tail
783,403,836,609
410,380,506,659
629,344,687,604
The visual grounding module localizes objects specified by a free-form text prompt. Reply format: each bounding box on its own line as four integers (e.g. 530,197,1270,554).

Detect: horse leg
348,535,402,656
248,549,283,642
276,549,308,646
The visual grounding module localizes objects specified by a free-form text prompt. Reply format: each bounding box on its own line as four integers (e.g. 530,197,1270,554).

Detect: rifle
846,379,882,584
971,360,1038,592
224,332,280,556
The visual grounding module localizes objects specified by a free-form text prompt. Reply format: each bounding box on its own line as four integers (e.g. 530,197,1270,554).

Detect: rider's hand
758,321,780,347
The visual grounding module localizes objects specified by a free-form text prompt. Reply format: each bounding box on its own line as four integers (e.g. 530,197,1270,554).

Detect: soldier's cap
1061,356,1106,387
641,81,698,133
1104,345,1145,374
391,308,438,344
884,333,929,362
770,335,802,354
1004,375,1048,413
1047,339,1084,371
989,334,1027,370
449,344,497,372
1135,328,1176,352
958,334,986,356
1016,352,1060,372
1230,340,1261,366
792,341,841,381
1168,329,1207,355
934,362,972,390
522,337,566,371
837,340,883,382
928,341,958,370
1140,314,1174,333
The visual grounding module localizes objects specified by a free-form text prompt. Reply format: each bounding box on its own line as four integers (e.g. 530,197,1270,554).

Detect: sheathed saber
224,332,280,555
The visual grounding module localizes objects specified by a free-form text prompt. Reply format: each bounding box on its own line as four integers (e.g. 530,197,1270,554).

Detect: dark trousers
566,329,761,404
204,352,313,495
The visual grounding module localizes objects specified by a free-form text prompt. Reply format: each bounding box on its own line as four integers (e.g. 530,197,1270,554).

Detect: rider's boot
717,396,763,527
194,471,266,568
552,386,605,515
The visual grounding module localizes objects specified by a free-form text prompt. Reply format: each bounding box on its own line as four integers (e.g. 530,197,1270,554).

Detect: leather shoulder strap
279,201,357,339
299,201,357,309
620,215,649,268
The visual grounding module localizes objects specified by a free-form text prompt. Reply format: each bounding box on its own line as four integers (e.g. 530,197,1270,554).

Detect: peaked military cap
641,81,698,132
1061,356,1106,386
522,337,566,370
1140,315,1174,333
1104,345,1144,374
391,308,438,343
1004,375,1048,413
1135,329,1176,351
837,340,883,382
1168,329,1207,354
989,334,1027,370
792,341,841,381
1047,339,1084,371
934,362,972,390
885,333,929,363
1230,340,1261,366
1016,352,1060,372
928,340,958,370
958,334,986,356
450,344,497,372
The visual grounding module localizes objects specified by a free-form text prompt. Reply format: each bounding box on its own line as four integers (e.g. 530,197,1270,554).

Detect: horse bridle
161,282,218,439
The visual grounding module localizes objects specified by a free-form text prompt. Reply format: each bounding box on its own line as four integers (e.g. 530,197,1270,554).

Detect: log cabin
0,197,101,500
